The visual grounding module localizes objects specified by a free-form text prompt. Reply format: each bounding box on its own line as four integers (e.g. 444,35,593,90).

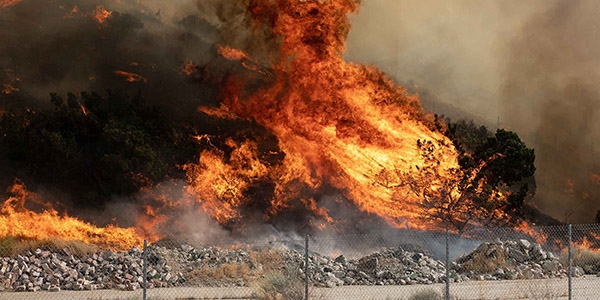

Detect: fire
2,69,20,95
565,178,575,195
516,221,548,245
185,0,459,230
114,70,147,83
78,102,88,115
184,139,270,225
93,5,112,24
0,180,144,250
0,0,20,10
181,59,198,76
590,173,600,185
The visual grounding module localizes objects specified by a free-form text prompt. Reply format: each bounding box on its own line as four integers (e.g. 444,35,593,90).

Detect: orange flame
0,0,20,10
185,0,459,230
0,181,144,250
516,221,548,245
2,69,20,95
78,102,88,115
114,70,147,83
93,5,112,24
565,178,575,195
181,59,198,76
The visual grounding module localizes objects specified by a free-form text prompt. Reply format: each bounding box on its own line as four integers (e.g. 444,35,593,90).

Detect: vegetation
446,119,536,210
408,288,443,300
0,91,198,209
0,236,98,258
560,244,600,274
252,264,306,300
410,118,536,232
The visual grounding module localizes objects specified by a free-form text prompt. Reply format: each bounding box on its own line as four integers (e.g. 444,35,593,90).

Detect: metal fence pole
143,239,148,300
445,229,450,300
305,234,309,300
568,224,572,300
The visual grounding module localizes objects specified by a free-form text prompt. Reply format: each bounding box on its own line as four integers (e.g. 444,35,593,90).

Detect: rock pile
0,246,184,292
306,248,447,287
0,238,588,292
453,239,582,280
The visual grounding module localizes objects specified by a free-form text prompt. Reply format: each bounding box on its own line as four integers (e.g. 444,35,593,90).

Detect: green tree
409,120,536,232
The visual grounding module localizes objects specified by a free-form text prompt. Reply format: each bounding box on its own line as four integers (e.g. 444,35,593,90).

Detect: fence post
305,234,309,300
568,224,572,300
445,229,450,300
143,240,148,300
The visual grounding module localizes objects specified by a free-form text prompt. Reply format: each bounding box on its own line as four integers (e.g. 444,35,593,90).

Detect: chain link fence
1,224,600,299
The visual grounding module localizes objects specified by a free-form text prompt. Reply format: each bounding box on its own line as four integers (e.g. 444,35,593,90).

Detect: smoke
0,0,227,118
500,1,600,222
345,0,600,223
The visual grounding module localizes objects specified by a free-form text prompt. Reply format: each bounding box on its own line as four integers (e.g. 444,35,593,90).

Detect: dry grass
187,262,253,284
408,288,444,300
0,236,99,258
183,247,288,286
247,247,285,272
251,264,306,300
559,245,600,274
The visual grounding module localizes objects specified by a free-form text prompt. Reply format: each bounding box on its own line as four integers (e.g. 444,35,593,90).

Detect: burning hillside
186,0,459,230
0,0,546,250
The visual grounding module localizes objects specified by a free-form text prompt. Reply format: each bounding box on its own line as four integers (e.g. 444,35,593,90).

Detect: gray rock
518,239,531,250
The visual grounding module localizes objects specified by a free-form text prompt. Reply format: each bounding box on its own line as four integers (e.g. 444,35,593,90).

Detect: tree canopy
411,119,536,232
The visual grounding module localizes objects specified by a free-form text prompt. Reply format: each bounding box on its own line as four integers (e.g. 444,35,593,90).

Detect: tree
406,120,536,232
0,91,197,209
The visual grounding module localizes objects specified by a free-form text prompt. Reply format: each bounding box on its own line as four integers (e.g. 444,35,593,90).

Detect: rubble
453,239,574,280
0,239,586,292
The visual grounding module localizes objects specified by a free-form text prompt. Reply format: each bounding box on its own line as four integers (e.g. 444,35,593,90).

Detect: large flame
0,181,144,250
185,0,459,230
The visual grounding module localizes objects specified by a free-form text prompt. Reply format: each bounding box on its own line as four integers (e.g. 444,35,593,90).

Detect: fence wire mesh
1,224,600,299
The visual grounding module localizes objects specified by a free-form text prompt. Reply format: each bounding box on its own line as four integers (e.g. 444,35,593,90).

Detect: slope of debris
0,239,586,292
452,239,579,281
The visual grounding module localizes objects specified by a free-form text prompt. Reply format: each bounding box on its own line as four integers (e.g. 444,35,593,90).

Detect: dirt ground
1,277,599,300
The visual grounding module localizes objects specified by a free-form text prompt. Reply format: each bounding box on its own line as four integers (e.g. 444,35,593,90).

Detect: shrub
409,288,443,300
252,264,305,300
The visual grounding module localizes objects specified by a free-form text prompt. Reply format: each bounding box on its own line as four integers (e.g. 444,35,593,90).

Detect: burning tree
403,122,536,233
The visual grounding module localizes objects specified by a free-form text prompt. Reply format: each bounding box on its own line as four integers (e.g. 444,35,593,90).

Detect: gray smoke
345,0,600,223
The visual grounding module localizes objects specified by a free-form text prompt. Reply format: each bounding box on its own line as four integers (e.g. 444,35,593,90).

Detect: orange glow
1,83,17,94
218,45,249,61
185,0,460,230
0,0,20,10
181,59,198,76
93,5,112,24
565,178,575,195
516,221,547,245
63,5,80,18
590,173,600,185
184,139,270,225
114,70,147,83
0,180,144,250
79,103,88,115
2,69,20,95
